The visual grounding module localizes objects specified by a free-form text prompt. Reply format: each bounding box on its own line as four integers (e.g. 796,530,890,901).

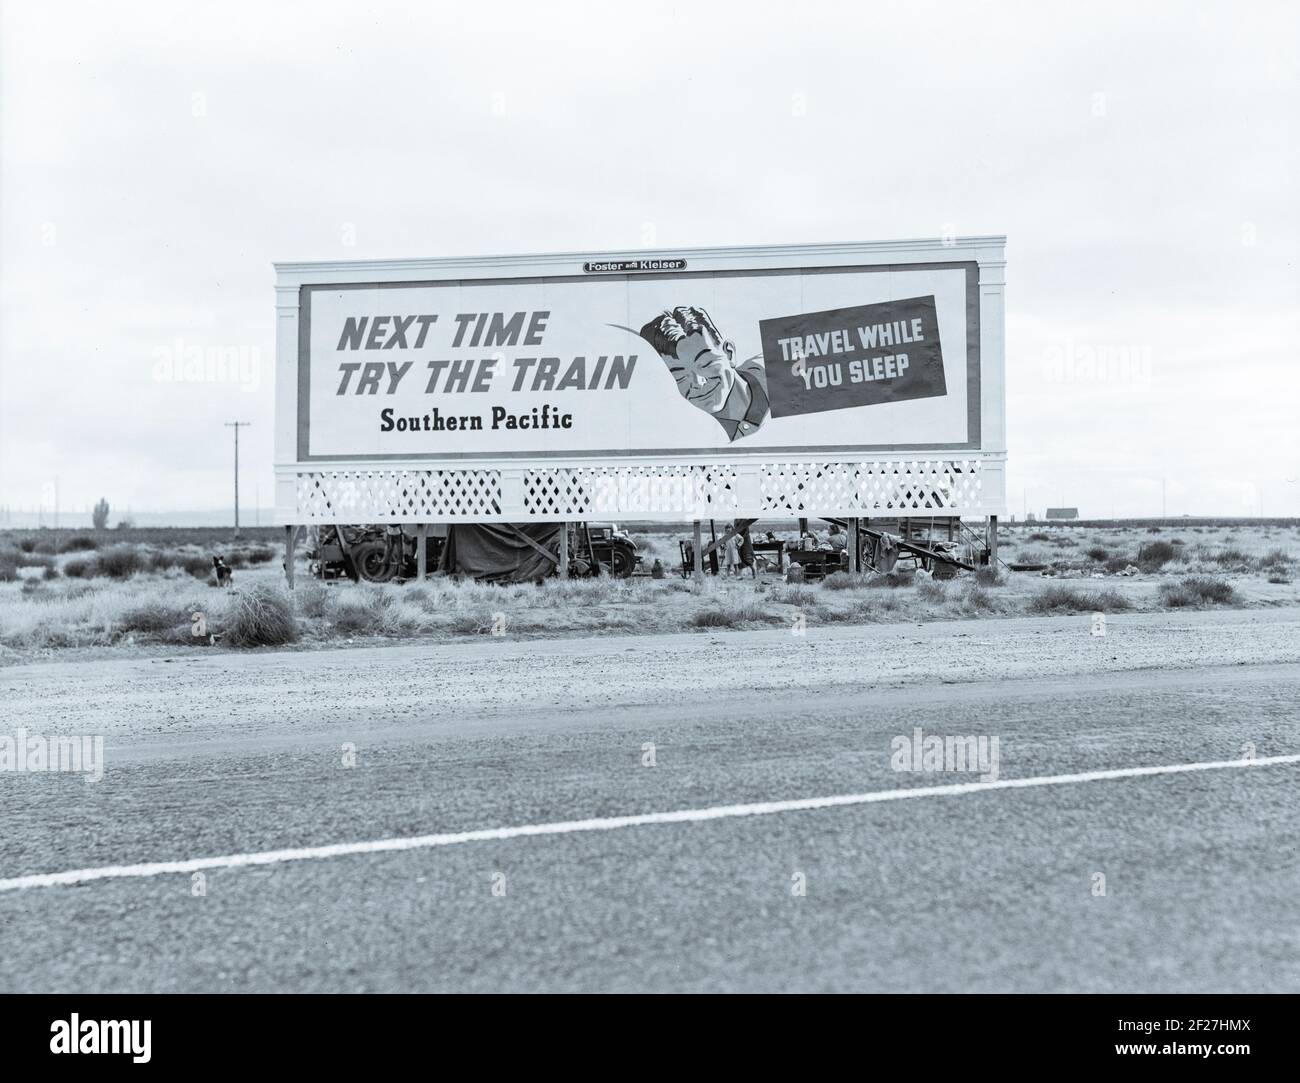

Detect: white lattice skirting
289,460,992,522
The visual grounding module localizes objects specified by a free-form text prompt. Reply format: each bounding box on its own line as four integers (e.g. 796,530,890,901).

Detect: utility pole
224,422,251,539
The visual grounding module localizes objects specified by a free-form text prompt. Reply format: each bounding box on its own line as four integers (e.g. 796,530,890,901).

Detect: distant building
1045,507,1079,520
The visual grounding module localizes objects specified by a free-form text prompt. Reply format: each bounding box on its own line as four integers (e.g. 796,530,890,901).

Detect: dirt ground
4,605,1299,741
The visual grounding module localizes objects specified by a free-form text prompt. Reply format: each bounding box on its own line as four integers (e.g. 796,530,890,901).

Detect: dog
212,555,233,589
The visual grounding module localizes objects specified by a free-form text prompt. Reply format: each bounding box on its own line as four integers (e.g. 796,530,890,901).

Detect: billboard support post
558,525,569,578
692,520,704,586
284,525,301,589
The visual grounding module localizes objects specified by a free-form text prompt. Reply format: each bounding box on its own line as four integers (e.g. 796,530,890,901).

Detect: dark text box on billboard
760,295,947,419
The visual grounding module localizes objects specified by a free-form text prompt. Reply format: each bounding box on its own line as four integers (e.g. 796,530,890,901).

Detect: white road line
3,754,1298,893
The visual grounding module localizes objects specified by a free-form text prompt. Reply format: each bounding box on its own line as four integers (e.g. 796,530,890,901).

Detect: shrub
1028,532,1051,541
92,498,110,530
1137,540,1176,570
246,546,276,564
146,550,175,572
31,538,58,555
1028,585,1132,614
1256,548,1294,571
63,557,92,578
768,583,817,606
1085,546,1109,562
917,579,948,603
18,538,36,553
1,551,55,577
148,549,213,578
822,572,871,591
974,567,1006,586
329,590,411,636
691,607,740,628
1159,576,1236,607
158,623,207,647
331,595,378,635
65,534,98,551
95,544,143,579
295,580,331,619
180,553,214,578
222,583,297,646
868,571,915,588
1213,547,1250,567
120,602,185,634
444,610,494,634
956,584,998,614
1103,556,1132,574
689,602,778,629
42,564,60,580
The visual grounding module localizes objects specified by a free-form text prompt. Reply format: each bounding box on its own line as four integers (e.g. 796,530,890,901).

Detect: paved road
1,612,1298,991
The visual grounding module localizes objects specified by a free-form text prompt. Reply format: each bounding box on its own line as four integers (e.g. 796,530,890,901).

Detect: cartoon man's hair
639,306,727,358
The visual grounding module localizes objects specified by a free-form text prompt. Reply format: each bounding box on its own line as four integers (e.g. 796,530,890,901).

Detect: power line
223,422,251,539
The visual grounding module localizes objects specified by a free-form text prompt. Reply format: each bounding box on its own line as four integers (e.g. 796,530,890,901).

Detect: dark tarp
437,523,564,583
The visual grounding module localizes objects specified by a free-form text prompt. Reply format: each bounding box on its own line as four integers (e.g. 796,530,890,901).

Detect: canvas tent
437,523,564,583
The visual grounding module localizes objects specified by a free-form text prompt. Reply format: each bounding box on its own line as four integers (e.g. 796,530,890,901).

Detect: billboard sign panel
296,260,981,462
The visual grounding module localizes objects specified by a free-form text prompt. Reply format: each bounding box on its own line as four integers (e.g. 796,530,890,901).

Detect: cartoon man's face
666,330,738,412
634,305,769,442
643,308,738,414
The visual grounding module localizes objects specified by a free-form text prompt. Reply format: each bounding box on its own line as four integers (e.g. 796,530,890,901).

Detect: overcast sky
2,0,1296,522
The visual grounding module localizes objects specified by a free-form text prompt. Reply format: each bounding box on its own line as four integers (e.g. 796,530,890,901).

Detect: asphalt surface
1,609,1298,992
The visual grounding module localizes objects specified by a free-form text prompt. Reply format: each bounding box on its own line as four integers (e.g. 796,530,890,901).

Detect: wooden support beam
416,524,428,580
848,517,860,574
284,525,301,589
558,523,569,578
988,515,999,566
692,519,704,586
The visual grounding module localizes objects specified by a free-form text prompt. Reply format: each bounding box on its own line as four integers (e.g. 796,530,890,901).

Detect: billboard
275,239,1006,522
296,260,981,462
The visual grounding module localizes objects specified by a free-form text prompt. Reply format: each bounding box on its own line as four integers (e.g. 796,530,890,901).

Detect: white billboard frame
273,237,1006,524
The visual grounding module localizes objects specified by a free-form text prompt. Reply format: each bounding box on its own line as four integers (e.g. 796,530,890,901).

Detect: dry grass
0,521,1292,657
223,583,297,647
1158,576,1237,608
1027,584,1133,614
